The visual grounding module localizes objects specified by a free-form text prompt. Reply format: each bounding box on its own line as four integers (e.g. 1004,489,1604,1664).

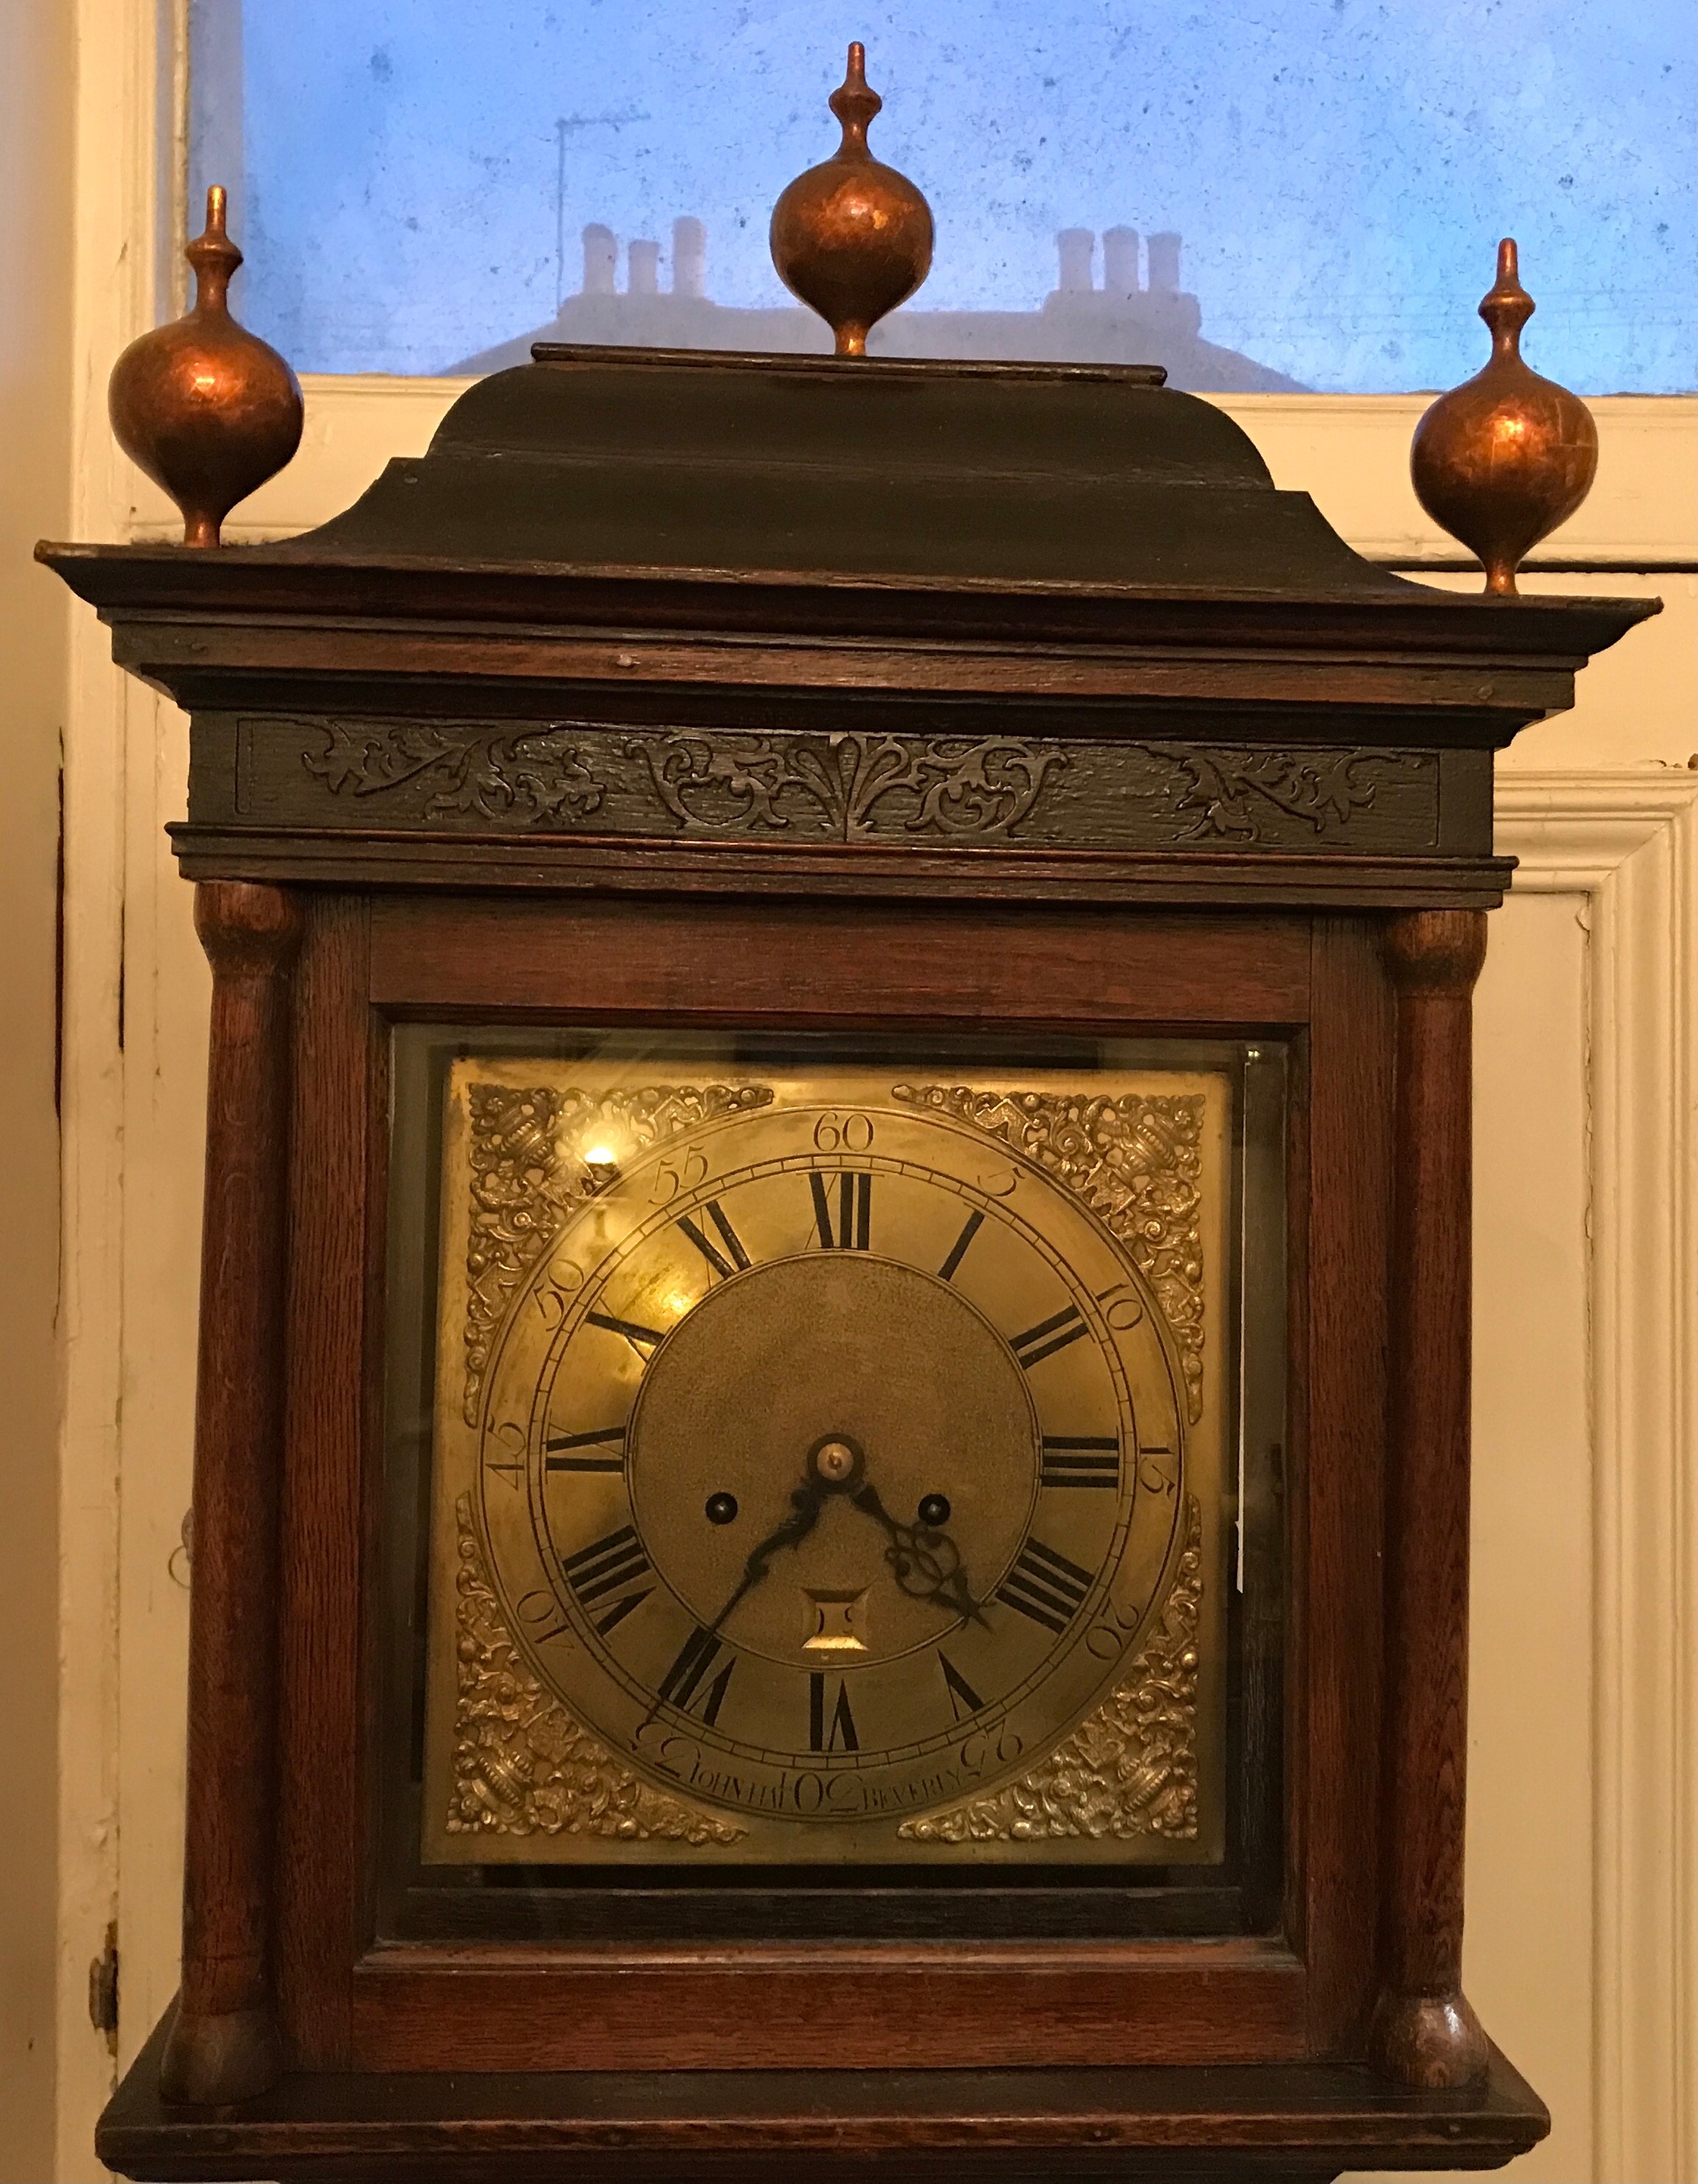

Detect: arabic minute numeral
997,1539,1094,1632
811,1111,875,1154
512,1587,572,1646
484,1419,527,1490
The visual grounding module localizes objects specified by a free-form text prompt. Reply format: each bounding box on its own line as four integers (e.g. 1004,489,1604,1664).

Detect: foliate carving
460,1081,774,1424
899,1495,1202,1844
304,719,607,825
634,729,1064,840
892,1084,1205,1422
449,1495,745,1844
1133,744,1414,843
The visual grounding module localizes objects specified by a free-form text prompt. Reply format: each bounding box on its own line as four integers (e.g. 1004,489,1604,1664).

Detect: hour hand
709,1478,825,1632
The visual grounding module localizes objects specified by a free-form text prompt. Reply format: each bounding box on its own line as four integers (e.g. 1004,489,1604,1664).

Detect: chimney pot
1056,228,1095,294
582,222,616,296
673,216,706,298
628,239,660,296
1102,226,1140,297
1148,231,1182,295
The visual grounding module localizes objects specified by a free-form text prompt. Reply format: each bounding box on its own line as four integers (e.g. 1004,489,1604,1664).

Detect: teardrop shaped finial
108,184,304,547
1410,237,1598,596
770,43,934,357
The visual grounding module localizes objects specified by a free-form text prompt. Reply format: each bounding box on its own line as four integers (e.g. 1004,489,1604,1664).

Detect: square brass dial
421,1052,1235,1866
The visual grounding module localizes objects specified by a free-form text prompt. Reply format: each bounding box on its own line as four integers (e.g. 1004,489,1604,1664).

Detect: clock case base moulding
104,2009,1547,2183
40,345,1655,2178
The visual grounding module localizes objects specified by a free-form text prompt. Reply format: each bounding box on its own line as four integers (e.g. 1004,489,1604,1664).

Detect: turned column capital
1382,908,1488,997
194,879,305,977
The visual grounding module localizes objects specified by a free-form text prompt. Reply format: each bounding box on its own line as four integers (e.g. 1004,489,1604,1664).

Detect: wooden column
159,882,303,2105
1370,908,1491,2089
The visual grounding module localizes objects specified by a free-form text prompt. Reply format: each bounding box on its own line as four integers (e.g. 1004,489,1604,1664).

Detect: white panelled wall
35,4,1697,2177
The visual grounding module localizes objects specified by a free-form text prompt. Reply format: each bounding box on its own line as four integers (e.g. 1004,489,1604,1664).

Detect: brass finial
108,184,304,547
770,42,934,357
1410,239,1599,596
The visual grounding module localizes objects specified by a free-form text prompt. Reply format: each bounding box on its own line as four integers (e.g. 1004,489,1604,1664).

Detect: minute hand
850,1481,986,1626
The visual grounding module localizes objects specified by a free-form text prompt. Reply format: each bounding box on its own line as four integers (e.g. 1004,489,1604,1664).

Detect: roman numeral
586,1309,664,1356
810,1170,871,1251
561,1525,653,1635
938,1651,985,1723
658,1626,736,1726
676,1200,751,1281
1040,1435,1120,1488
544,1425,626,1474
997,1539,1094,1633
1010,1304,1089,1369
809,1673,860,1752
937,1208,984,1282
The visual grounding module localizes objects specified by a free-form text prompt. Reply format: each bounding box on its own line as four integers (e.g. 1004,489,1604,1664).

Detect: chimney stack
673,216,706,298
1147,231,1182,295
1102,226,1141,296
628,239,660,295
1056,228,1095,294
582,222,616,296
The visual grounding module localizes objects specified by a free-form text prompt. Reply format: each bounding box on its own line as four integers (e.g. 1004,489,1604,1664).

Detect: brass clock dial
425,1058,1230,1864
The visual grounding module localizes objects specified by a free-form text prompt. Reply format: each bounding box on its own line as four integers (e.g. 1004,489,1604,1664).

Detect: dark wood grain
1370,911,1490,2088
158,882,303,2106
100,2009,1548,2183
368,896,1312,1026
348,1942,1304,2075
171,828,1517,910
274,897,374,2070
1299,923,1396,2054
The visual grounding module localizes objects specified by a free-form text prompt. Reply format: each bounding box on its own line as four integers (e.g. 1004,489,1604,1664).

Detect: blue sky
201,0,1697,386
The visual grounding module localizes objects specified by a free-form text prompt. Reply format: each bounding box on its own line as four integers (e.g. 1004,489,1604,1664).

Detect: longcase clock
47,261,1651,2183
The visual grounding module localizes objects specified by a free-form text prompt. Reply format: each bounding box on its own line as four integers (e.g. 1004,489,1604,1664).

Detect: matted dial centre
628,1254,1041,1669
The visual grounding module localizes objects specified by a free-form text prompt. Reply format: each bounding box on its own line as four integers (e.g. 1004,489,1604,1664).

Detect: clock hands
707,1475,828,1633
849,1480,987,1626
709,1433,984,1635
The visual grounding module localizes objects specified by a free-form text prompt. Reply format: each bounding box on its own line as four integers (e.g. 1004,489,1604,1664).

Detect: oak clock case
389,1033,1283,1909
43,331,1656,2176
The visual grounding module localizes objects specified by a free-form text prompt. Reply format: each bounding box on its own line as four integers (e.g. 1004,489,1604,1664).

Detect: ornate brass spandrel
898,1493,1201,1844
460,1080,775,1424
892,1085,1206,1422
448,1495,745,1845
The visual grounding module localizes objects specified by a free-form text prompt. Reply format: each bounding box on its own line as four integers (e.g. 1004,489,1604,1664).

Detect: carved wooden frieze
200,713,1452,857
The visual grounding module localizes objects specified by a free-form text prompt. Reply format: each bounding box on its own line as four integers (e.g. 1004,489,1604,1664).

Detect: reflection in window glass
189,0,1695,390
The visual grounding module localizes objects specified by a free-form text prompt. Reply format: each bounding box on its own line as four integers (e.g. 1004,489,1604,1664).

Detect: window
190,0,1696,389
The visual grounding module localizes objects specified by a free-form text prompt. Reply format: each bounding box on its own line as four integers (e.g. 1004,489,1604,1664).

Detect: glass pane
190,0,1695,389
376,1024,1286,1940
